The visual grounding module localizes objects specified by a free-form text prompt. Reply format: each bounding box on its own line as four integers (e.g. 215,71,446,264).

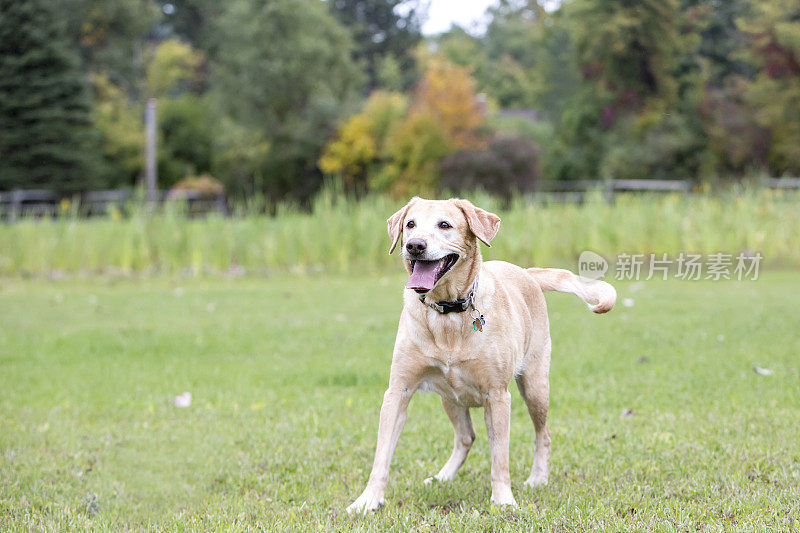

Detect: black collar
418,276,479,315
418,294,471,314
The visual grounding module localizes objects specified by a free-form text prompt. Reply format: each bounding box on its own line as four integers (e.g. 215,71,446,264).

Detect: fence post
604,180,614,204
10,189,22,223
145,98,158,204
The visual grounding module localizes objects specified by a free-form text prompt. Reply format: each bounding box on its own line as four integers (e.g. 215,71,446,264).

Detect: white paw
423,473,451,485
346,490,385,515
490,489,517,507
524,473,548,488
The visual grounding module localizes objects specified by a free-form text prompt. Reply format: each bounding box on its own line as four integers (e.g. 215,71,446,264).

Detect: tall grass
1,189,798,277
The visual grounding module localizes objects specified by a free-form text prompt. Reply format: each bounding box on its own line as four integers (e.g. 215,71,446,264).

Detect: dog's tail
527,268,616,314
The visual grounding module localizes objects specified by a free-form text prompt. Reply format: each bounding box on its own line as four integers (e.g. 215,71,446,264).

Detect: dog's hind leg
516,353,551,488
424,398,475,484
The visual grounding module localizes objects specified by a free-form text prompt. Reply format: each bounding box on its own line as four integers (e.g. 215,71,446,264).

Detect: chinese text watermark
579,252,762,281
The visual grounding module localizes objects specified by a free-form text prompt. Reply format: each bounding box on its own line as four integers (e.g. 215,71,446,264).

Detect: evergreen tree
680,0,754,84
0,0,101,191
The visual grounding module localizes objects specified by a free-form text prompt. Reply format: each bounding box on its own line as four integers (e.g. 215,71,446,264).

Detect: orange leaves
411,57,487,151
319,57,487,195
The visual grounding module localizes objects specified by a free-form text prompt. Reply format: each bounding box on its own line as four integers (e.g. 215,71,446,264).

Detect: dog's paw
490,488,517,507
423,473,452,485
524,473,548,488
346,490,385,515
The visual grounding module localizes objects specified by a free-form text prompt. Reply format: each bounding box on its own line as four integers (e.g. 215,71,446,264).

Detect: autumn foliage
320,56,488,196
410,57,487,151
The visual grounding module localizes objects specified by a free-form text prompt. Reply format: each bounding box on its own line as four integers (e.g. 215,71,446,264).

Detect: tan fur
347,198,616,514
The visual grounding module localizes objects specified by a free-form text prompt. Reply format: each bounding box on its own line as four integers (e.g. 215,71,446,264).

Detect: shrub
169,174,224,195
439,134,541,197
319,91,408,192
91,74,144,187
158,95,214,188
373,113,452,197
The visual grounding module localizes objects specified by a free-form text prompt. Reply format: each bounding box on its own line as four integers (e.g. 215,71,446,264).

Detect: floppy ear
387,197,418,254
452,198,501,247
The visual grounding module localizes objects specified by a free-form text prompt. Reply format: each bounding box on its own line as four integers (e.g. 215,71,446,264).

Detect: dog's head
387,197,501,293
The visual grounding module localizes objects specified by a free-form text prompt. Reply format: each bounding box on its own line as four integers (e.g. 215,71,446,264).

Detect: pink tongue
407,261,439,291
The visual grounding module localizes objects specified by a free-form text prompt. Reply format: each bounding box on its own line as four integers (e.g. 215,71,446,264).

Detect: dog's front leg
484,388,517,507
347,384,414,514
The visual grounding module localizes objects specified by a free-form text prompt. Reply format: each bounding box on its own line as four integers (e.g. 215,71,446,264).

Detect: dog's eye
406,220,415,229
438,221,451,229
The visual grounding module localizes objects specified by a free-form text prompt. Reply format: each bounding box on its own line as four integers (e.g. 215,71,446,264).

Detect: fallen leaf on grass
753,366,773,376
172,392,192,407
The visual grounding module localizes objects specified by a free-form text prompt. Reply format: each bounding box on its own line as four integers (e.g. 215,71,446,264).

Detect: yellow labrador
347,197,616,513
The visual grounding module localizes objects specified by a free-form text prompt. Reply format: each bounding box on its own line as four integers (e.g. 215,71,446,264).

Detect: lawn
1,273,798,530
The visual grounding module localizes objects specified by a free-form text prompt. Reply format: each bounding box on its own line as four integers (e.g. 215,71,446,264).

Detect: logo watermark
578,251,762,281
578,250,609,280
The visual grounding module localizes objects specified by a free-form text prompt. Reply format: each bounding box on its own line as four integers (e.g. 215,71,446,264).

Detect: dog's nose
406,238,427,256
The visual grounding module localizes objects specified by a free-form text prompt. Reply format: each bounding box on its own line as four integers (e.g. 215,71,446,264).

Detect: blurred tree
162,0,222,52
319,114,377,190
319,91,407,191
328,0,424,90
700,77,768,174
546,0,690,181
437,27,486,75
376,54,404,91
437,3,579,119
0,0,102,191
364,91,409,143
375,112,451,196
527,11,582,121
481,0,544,108
90,74,145,186
370,57,487,195
412,56,487,150
680,0,754,84
740,0,800,174
212,0,363,199
211,117,271,196
145,38,203,97
439,134,541,197
544,86,610,180
61,0,157,94
141,39,211,187
158,95,214,187
599,112,706,180
489,112,554,147
676,0,763,177
570,0,682,110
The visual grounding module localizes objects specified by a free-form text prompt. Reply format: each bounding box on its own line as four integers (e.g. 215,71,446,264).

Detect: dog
346,197,616,514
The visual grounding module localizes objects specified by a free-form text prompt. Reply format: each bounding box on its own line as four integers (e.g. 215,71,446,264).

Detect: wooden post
145,98,158,203
10,189,22,223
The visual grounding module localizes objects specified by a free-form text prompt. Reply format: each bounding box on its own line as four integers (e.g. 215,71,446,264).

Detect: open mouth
406,254,459,293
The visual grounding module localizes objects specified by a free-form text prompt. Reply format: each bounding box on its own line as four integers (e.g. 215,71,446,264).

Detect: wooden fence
532,177,800,203
1,178,798,221
0,189,226,221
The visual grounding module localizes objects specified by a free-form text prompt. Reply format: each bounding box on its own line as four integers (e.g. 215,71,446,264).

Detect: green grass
2,189,800,276
1,273,799,530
